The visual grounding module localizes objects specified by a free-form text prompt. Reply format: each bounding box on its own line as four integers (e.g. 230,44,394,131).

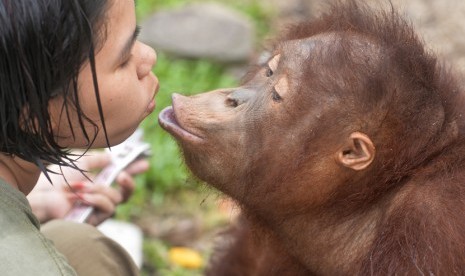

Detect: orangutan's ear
336,132,375,171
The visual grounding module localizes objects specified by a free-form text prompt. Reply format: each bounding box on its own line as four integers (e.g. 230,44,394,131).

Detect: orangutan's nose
225,88,253,108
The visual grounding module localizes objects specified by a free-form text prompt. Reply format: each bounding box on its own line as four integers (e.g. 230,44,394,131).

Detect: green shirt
0,179,76,275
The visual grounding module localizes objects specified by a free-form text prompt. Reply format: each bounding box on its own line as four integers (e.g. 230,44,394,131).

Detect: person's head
0,0,158,169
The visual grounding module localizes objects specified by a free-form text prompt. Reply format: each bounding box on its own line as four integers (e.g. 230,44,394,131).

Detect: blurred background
116,0,465,275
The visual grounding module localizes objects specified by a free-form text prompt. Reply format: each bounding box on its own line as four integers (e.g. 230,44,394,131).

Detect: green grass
130,0,274,206
116,1,274,275
142,54,237,199
116,53,236,217
116,52,237,274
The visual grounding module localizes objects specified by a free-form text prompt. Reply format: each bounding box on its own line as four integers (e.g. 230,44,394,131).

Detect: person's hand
28,150,149,226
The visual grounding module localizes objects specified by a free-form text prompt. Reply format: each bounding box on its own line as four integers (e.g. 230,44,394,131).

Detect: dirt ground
308,0,465,72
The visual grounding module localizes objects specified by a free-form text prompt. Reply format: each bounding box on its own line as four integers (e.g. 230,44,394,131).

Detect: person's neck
0,153,41,195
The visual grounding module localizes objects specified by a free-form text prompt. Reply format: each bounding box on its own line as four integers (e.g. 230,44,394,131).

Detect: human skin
48,0,159,149
0,0,158,196
28,151,150,226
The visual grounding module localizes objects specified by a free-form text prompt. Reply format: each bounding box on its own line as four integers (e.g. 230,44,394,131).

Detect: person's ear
336,132,375,171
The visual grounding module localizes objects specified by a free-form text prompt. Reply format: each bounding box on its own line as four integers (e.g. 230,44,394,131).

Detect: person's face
49,0,158,148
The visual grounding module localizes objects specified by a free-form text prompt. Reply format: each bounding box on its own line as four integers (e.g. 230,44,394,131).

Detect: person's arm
28,150,149,226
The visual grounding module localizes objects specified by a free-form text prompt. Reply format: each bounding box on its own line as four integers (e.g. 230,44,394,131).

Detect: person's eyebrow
119,25,141,63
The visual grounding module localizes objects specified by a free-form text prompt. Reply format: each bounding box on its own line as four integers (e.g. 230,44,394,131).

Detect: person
28,150,150,226
0,0,158,275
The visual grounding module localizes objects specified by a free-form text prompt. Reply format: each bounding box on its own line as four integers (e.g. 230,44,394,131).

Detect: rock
267,0,312,25
304,0,465,71
139,3,255,63
391,0,465,72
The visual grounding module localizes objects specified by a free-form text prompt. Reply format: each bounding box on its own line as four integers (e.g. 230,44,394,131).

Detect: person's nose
136,42,157,80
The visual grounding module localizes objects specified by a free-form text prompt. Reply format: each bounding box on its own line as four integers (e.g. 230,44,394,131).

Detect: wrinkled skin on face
159,37,351,214
159,2,465,275
159,34,379,274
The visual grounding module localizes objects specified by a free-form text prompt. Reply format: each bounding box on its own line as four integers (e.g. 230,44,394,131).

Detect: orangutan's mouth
158,106,204,144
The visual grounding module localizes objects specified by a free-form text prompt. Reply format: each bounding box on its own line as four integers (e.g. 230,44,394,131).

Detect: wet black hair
0,0,110,172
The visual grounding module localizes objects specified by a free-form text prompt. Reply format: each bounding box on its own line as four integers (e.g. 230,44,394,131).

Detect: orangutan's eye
265,67,274,77
272,88,282,102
